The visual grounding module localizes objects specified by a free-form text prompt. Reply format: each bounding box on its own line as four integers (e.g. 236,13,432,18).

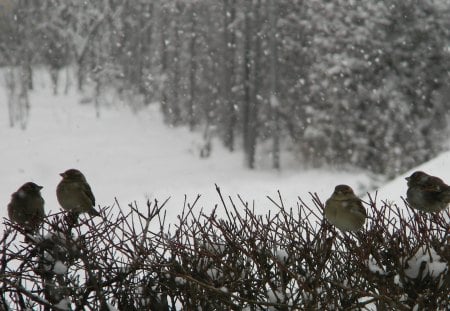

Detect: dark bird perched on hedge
324,184,367,232
406,171,450,213
8,182,45,233
56,169,100,217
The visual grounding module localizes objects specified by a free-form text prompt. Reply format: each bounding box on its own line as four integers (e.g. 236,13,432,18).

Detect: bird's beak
38,185,43,190
405,177,410,181
60,173,65,178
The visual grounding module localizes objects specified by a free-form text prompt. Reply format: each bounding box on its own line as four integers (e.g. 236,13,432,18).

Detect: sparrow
56,169,100,216
7,182,45,233
405,171,450,213
324,185,367,232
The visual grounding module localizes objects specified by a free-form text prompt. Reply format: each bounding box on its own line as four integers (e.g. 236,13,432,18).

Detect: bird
324,184,367,231
405,171,450,213
56,169,100,216
7,182,45,233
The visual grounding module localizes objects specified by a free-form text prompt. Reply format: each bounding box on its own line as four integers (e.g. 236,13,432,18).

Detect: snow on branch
0,189,448,310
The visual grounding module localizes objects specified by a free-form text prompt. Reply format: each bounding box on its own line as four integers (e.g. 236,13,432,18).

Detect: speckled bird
405,171,450,213
324,184,366,232
56,169,100,216
8,182,45,232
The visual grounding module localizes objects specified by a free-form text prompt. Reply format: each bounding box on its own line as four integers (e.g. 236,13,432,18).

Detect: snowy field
1,71,449,228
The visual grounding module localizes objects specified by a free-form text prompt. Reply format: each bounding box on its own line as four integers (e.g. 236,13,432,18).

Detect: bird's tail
439,188,450,203
89,207,100,217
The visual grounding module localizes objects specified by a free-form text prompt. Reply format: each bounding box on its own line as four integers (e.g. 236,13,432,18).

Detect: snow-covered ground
1,70,447,229
0,71,373,226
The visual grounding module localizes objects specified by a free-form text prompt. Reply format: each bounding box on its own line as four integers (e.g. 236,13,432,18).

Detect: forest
1,0,449,176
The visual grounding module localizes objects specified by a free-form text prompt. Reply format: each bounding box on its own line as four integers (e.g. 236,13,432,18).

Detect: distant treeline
1,0,450,176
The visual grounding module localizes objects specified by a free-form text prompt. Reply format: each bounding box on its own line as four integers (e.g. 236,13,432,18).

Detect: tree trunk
171,1,182,126
18,65,30,129
64,65,70,95
143,1,154,104
223,0,237,151
269,0,280,170
25,52,33,90
5,68,16,128
159,3,169,122
188,4,197,131
248,0,261,169
77,64,84,91
50,67,58,95
243,0,259,169
242,0,252,162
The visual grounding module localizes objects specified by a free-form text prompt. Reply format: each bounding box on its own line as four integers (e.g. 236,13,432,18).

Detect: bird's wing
350,198,367,217
421,176,446,192
421,184,442,193
82,183,96,206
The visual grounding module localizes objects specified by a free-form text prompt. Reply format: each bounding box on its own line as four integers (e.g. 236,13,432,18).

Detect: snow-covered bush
1,188,448,310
